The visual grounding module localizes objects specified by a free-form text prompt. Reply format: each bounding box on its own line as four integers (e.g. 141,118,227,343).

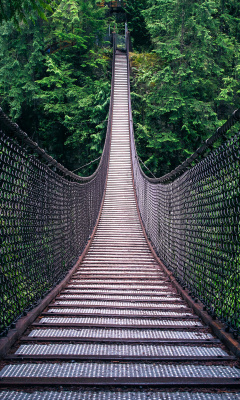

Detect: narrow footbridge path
0,52,240,398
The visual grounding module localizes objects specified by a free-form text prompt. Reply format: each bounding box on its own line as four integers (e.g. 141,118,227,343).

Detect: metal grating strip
54,301,186,308
74,275,162,279
59,295,181,301
68,279,169,291
47,308,192,317
0,392,240,400
15,344,227,357
39,317,202,326
28,329,213,340
66,284,170,289
1,363,240,378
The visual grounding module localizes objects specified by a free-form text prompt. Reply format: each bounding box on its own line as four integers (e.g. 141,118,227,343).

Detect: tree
0,0,52,23
0,0,111,173
125,0,151,51
130,0,240,177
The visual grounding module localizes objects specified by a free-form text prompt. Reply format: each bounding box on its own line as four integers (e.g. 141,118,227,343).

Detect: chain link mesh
126,33,240,334
1,33,239,338
0,127,110,335
0,47,114,335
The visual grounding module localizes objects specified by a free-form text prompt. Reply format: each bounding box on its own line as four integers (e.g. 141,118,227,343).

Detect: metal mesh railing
126,32,240,334
116,35,126,51
0,38,115,337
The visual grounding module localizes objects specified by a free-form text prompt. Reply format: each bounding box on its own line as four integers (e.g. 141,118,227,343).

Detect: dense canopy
0,0,52,22
0,0,239,176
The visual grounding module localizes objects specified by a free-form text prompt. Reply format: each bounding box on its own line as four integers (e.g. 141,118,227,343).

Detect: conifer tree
0,0,51,23
130,0,240,176
0,0,110,173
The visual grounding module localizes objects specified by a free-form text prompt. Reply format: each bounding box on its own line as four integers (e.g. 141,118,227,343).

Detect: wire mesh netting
0,42,114,335
0,126,111,335
1,32,240,339
126,33,240,334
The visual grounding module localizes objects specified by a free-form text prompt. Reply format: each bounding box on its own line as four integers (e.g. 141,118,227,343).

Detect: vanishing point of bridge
0,33,240,398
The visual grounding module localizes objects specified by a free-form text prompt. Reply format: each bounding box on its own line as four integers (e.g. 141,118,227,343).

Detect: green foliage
0,0,111,173
0,0,52,23
129,0,240,177
125,0,151,51
1,0,239,178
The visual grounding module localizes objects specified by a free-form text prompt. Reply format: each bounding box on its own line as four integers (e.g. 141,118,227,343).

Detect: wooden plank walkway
0,52,240,398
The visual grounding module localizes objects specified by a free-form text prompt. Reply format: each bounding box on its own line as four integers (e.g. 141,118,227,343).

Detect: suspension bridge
0,32,240,398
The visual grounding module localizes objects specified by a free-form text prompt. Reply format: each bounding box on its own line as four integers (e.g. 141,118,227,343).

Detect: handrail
0,34,116,336
0,107,100,182
155,108,240,183
126,33,240,183
127,29,240,334
0,38,116,183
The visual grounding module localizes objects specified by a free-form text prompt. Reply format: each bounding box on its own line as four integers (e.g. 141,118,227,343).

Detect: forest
0,0,240,177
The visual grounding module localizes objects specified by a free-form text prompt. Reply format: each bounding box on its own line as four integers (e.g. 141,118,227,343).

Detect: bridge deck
0,53,240,398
